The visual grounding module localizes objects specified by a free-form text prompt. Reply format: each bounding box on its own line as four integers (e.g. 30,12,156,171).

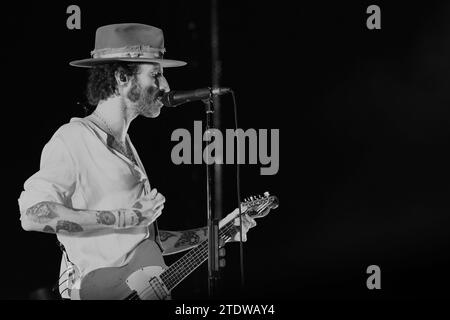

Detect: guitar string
127,202,270,300
161,243,217,291
162,239,216,285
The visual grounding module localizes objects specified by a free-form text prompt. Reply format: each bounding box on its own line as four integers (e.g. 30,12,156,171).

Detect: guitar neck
159,219,237,292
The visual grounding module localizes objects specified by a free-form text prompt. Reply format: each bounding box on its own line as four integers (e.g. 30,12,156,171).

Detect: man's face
126,63,169,118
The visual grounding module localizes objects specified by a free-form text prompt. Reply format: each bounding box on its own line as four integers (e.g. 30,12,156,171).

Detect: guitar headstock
241,191,279,219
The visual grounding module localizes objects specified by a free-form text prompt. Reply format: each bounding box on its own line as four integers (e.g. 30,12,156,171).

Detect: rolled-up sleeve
18,135,76,214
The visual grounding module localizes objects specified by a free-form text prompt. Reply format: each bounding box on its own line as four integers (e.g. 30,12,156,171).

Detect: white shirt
18,116,164,298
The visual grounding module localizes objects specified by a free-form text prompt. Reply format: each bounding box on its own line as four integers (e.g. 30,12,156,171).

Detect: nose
157,75,170,93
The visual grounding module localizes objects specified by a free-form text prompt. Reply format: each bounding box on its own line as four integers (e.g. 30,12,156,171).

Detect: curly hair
85,62,141,107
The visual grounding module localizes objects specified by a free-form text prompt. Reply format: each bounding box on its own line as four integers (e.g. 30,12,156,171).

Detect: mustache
145,85,162,96
155,89,165,99
151,90,167,104
142,87,164,105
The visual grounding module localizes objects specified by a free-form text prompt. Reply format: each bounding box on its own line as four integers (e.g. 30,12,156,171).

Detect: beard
127,78,163,118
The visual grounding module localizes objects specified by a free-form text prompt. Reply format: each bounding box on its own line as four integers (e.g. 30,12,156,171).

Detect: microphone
160,87,231,107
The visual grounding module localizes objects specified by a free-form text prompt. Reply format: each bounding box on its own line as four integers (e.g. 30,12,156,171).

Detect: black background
1,0,449,301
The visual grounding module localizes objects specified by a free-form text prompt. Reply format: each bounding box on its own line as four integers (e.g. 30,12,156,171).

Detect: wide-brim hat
70,23,187,68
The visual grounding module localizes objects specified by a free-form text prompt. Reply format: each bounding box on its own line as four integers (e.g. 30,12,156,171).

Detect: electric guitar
74,192,278,300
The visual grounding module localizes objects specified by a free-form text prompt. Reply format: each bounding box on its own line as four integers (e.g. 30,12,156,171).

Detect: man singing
18,23,256,300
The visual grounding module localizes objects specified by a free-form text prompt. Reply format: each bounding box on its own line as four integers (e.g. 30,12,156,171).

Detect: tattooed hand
131,188,165,226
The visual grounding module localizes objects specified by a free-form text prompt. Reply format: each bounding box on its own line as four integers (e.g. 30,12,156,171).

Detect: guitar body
79,239,170,300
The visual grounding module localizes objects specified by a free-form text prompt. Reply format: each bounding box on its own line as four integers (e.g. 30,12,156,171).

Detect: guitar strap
151,221,163,252
53,241,77,299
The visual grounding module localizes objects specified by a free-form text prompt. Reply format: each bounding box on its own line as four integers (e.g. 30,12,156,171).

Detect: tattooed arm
159,208,257,255
20,189,166,235
20,201,141,234
159,228,208,255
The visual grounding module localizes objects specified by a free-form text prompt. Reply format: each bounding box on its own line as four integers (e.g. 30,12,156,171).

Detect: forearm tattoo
174,231,201,248
114,209,141,228
96,211,116,225
24,202,84,234
56,220,84,233
159,231,177,242
42,225,56,233
133,209,145,225
133,202,143,209
25,202,143,233
26,202,59,224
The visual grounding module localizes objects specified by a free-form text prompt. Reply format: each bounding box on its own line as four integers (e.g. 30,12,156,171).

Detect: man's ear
115,71,128,85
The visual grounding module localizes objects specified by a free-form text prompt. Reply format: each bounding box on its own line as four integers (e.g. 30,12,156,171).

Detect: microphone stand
202,92,221,298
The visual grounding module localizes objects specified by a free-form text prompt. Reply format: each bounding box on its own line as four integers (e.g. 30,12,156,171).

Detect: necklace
92,111,135,162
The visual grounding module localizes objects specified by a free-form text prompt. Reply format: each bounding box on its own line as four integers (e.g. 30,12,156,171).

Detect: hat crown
94,23,165,50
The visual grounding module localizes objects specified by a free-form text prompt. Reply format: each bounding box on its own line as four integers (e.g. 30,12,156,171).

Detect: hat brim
69,57,187,68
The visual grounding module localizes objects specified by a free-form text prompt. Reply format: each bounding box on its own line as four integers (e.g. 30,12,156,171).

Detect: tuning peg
264,191,270,197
